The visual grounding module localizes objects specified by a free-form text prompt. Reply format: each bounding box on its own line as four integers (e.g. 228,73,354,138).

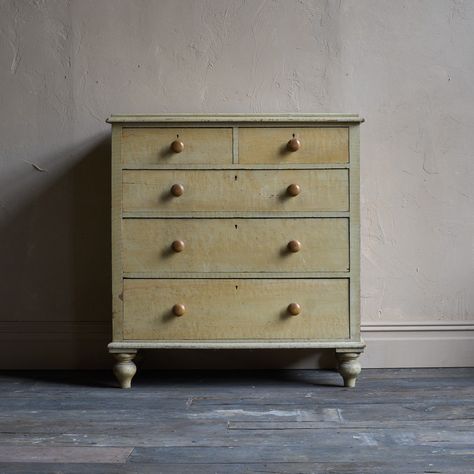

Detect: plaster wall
1,0,473,368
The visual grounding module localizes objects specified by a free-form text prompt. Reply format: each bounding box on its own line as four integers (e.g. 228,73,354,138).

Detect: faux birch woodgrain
121,128,232,165
239,127,349,164
122,218,349,274
123,169,349,213
123,279,349,340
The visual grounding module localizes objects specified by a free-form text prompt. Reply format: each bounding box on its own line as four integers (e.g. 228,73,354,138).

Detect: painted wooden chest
107,114,365,388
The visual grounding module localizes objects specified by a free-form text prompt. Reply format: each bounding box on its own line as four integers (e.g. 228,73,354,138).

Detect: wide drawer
239,127,349,164
123,279,349,340
123,169,349,213
121,127,233,165
122,218,349,273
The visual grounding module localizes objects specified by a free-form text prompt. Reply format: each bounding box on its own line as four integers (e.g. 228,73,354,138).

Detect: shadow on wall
0,136,112,369
0,134,335,370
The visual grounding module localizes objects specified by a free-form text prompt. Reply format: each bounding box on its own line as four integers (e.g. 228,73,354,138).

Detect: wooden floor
0,368,472,473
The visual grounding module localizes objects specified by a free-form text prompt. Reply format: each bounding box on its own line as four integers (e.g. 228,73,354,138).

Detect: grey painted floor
0,368,472,473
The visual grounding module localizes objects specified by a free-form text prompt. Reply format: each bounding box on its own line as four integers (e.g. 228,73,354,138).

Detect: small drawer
122,218,349,273
121,127,233,165
123,278,349,340
239,127,349,164
123,169,349,213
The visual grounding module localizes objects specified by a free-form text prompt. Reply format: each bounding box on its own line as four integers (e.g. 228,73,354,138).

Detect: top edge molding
106,114,364,124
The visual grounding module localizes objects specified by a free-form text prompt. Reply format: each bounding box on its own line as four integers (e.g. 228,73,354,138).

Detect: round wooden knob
172,303,186,316
171,240,185,252
287,134,301,152
287,240,301,252
287,184,301,196
287,303,301,315
170,135,184,153
170,183,184,197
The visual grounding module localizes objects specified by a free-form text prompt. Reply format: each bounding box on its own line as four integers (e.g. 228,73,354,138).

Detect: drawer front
123,279,349,340
239,127,349,164
121,128,233,165
123,169,349,213
123,218,349,273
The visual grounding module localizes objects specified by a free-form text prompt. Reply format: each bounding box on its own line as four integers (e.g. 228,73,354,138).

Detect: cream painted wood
112,353,136,389
122,218,349,274
122,212,349,219
349,125,361,340
111,124,124,340
123,279,349,341
336,352,362,388
239,127,349,164
121,127,232,165
108,341,366,350
123,169,349,213
122,164,350,170
107,114,364,123
123,271,353,279
108,114,364,389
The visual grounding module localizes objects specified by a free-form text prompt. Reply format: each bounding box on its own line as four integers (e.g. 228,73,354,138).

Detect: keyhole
234,175,238,181
234,224,238,229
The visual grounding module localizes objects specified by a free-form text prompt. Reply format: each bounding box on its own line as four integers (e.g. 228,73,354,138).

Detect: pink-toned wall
1,0,473,368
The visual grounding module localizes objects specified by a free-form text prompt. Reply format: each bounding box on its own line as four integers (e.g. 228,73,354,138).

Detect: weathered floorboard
0,369,472,473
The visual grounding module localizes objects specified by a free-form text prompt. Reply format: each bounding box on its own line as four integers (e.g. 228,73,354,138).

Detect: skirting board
360,322,474,368
0,321,473,369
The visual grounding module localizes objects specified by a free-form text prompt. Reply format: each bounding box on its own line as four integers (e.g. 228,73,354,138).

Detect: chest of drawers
107,114,365,388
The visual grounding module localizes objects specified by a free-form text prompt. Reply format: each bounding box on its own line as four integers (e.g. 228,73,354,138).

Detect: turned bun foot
336,352,361,388
113,353,137,389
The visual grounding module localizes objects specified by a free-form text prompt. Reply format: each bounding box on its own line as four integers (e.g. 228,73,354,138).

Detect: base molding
362,321,474,332
108,340,366,351
360,321,474,368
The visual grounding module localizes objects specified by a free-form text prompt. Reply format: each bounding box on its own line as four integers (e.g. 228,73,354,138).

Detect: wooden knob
287,184,301,196
170,135,184,153
287,240,301,252
172,303,186,316
170,183,184,197
171,240,185,252
287,303,301,315
287,134,301,152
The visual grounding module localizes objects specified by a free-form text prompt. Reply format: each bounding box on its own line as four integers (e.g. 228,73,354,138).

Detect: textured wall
1,0,473,368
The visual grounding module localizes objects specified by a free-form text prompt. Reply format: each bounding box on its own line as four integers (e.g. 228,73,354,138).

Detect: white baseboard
361,321,474,368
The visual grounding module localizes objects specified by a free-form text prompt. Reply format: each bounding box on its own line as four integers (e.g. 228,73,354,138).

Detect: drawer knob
287,183,301,196
171,240,185,252
287,134,301,152
172,303,186,316
287,303,301,315
287,240,301,252
170,183,184,197
170,135,185,153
